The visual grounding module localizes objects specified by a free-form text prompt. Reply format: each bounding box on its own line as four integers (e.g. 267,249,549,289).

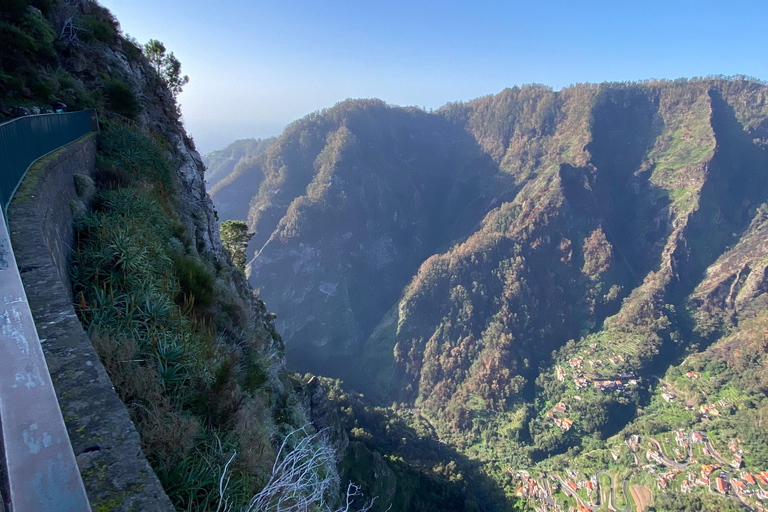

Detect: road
553,474,600,511
597,471,631,512
699,432,732,467
698,432,758,511
540,474,556,508
641,435,692,470
625,437,640,466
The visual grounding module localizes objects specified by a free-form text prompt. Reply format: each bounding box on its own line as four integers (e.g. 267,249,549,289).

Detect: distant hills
208,78,768,509
202,137,276,188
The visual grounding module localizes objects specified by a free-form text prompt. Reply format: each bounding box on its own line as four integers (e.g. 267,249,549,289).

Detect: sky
99,0,768,154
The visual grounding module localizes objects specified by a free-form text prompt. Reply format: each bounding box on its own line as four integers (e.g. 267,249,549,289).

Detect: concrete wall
7,135,175,512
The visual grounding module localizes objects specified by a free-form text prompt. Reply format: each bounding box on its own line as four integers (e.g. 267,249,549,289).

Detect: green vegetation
104,78,140,119
0,0,194,123
144,39,189,98
649,493,744,512
209,77,768,511
220,220,254,272
313,376,517,512
71,123,309,511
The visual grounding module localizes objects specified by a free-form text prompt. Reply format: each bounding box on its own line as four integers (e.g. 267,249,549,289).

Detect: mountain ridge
209,77,768,509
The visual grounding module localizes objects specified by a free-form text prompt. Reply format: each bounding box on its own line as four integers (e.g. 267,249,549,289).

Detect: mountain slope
202,136,276,189
210,80,768,507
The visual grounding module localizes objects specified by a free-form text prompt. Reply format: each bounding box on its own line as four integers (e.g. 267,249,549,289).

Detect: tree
220,220,253,272
143,39,189,98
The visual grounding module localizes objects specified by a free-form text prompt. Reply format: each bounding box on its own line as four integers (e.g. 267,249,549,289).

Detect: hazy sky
100,0,768,154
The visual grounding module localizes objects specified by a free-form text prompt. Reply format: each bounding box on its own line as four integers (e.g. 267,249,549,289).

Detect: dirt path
630,485,653,512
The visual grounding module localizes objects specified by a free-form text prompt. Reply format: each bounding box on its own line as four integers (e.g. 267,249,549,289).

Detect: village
513,427,768,512
514,342,768,511
549,345,640,434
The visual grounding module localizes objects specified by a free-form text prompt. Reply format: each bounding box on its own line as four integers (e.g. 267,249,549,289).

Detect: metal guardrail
0,110,97,511
0,109,97,212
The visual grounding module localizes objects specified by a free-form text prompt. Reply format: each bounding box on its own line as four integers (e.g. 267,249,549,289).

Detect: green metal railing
0,109,98,212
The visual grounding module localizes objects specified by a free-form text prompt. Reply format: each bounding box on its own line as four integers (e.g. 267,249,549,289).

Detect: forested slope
211,78,768,508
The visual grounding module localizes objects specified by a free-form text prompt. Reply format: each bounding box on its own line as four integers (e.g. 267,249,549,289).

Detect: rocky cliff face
1,2,368,510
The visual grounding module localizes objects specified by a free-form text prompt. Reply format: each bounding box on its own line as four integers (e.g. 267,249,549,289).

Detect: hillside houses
594,380,616,391
574,377,589,389
647,449,665,465
732,479,749,495
716,477,729,495
701,465,718,482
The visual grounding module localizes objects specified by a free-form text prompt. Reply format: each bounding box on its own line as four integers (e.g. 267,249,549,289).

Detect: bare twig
231,425,379,512
216,451,237,512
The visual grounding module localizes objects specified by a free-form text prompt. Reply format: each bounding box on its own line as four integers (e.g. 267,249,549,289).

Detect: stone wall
7,135,175,512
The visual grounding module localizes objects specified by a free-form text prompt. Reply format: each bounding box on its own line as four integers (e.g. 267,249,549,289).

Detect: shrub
174,255,214,309
98,122,172,187
79,4,119,44
28,75,55,101
72,123,312,511
19,7,55,57
83,16,118,44
0,21,37,63
122,35,144,62
105,79,140,119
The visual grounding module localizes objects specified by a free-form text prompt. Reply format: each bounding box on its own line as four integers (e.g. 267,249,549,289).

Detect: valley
209,78,768,511
3,0,766,510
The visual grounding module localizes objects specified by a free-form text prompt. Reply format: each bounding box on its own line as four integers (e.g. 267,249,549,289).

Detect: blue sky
100,0,768,154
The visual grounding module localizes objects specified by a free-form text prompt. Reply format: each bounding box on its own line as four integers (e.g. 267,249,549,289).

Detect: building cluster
662,391,677,402
728,439,744,469
547,402,574,431
699,400,731,418
655,468,681,489
561,349,638,395
515,475,546,501
646,449,666,466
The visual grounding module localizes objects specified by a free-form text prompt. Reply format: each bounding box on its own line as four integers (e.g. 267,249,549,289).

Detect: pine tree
220,220,254,272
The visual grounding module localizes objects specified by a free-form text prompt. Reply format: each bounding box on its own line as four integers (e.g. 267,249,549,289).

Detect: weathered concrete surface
0,207,90,512
8,135,174,511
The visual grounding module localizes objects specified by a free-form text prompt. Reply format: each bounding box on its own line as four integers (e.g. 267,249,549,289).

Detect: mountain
2,2,489,511
211,78,768,510
202,137,276,189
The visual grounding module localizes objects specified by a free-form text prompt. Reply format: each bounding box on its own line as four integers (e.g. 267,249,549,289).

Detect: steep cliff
0,1,389,511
